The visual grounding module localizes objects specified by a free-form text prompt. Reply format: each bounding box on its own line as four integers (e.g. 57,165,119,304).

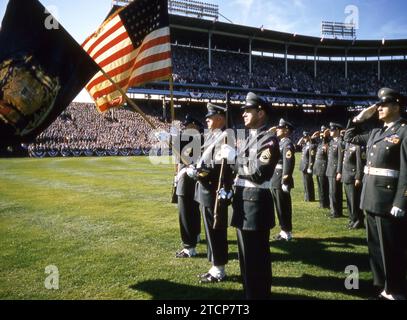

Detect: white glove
282,184,290,193
170,126,179,136
186,166,198,179
220,144,236,162
353,104,378,123
390,206,405,218
307,168,312,174
218,188,233,200
154,130,170,142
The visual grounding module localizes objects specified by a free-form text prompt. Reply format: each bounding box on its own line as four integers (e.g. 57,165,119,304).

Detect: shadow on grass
270,237,370,273
130,279,319,300
273,274,373,299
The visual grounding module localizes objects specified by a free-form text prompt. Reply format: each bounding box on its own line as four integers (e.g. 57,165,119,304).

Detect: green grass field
0,156,373,300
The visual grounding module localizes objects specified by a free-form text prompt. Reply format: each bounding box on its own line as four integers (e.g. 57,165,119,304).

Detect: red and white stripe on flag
82,12,172,113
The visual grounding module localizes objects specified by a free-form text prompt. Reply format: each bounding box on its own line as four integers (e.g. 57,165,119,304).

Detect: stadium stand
1,14,405,157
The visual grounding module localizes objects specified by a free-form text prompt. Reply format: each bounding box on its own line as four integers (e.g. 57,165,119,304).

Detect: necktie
381,126,388,134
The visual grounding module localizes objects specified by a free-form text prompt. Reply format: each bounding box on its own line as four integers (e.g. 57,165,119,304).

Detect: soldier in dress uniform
228,92,280,299
271,119,296,241
175,115,203,258
345,87,407,300
341,140,366,229
326,122,344,218
312,125,330,209
297,131,316,201
186,103,233,283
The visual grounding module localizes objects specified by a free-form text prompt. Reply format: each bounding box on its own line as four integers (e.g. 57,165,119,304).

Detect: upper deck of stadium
169,14,407,58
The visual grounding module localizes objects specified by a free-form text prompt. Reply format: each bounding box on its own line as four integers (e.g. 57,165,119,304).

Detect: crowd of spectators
172,45,407,95
26,102,337,157
28,103,172,156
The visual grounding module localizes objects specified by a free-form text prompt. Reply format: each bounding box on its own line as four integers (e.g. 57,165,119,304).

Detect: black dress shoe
175,251,190,258
197,272,211,279
175,249,196,258
274,234,292,241
199,274,225,283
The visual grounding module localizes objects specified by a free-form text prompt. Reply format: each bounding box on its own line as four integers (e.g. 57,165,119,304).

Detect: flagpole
169,74,175,123
96,67,190,166
97,67,158,130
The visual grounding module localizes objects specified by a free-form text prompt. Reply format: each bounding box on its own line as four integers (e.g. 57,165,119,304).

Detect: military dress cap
182,114,202,127
377,87,404,106
241,92,268,112
205,102,226,118
320,125,327,132
277,118,294,131
329,122,343,130
303,131,310,137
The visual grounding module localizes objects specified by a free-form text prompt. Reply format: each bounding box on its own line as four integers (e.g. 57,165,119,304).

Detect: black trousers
236,228,271,300
302,172,315,202
316,175,330,209
344,183,363,223
178,195,201,249
201,205,228,266
271,188,292,232
328,176,343,217
366,212,407,295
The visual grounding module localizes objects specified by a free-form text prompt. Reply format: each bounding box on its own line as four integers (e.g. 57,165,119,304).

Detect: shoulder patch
260,148,271,164
286,150,293,159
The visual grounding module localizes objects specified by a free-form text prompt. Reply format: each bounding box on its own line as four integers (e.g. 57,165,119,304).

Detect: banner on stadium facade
48,150,59,157
189,92,203,99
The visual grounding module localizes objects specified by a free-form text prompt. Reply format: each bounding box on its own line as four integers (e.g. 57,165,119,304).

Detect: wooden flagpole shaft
97,67,157,130
169,75,175,123
96,67,190,166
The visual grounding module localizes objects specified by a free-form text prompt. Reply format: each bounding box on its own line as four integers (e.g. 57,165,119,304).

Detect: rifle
213,92,231,230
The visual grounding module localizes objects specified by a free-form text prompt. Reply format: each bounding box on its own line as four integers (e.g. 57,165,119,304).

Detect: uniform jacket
271,137,295,189
175,130,202,197
194,129,233,207
326,137,343,177
340,142,365,184
299,141,316,172
231,125,280,231
344,118,407,214
313,138,329,177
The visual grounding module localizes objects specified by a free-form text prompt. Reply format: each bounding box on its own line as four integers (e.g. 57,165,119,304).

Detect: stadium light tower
321,21,356,39
112,0,133,7
168,0,219,20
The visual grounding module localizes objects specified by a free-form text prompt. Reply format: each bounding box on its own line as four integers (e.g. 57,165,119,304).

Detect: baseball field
0,156,371,300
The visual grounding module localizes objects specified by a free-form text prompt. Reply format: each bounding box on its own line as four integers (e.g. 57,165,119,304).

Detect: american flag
82,0,172,113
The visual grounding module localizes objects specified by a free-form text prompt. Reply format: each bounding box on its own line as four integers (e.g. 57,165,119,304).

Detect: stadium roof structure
170,15,407,57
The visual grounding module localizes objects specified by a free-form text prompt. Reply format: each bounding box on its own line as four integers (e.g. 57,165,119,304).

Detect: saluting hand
311,131,320,140
353,104,378,123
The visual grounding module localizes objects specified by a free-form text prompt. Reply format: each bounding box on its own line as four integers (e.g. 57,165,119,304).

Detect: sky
2,0,407,43
1,0,406,101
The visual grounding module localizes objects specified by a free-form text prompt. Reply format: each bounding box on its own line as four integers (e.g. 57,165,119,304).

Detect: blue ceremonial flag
0,0,99,146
